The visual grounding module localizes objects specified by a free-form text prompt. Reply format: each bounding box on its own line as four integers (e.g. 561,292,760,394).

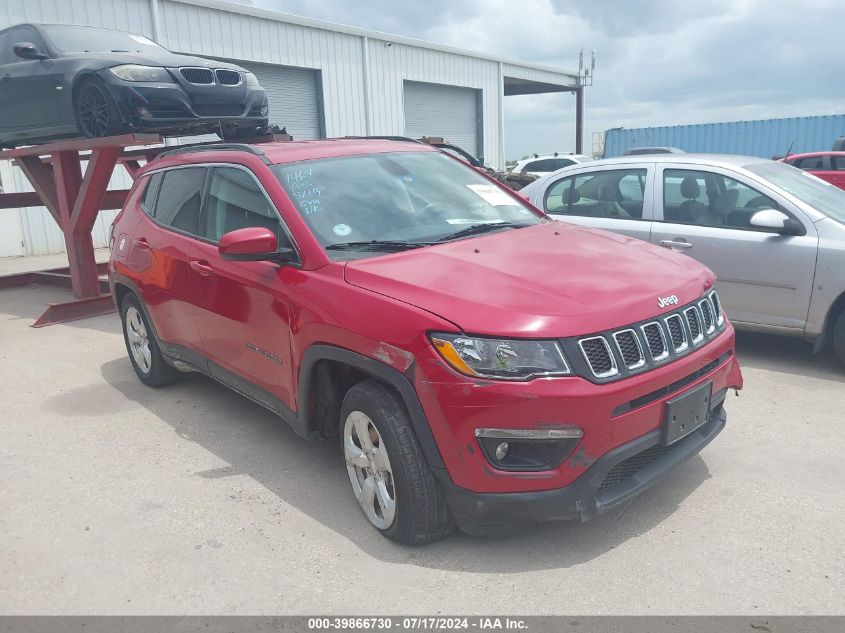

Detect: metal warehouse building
0,0,579,257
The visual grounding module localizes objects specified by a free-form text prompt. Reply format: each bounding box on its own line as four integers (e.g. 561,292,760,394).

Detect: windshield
745,160,845,223
271,151,544,253
42,25,165,54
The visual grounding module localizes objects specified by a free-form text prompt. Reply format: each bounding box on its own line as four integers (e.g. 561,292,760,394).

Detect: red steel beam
0,189,129,211
15,155,61,225
0,133,161,160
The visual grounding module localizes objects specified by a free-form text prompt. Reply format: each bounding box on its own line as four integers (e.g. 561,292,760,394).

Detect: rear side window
791,156,826,170
140,172,162,215
154,167,206,235
544,168,647,219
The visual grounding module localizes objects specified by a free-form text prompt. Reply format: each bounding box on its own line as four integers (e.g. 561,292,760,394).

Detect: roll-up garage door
238,61,323,140
403,81,481,158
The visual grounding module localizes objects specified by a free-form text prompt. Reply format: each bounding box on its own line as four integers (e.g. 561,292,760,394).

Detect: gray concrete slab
1,284,843,615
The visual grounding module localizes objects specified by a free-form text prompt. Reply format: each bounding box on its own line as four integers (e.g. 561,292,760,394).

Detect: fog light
475,427,583,472
495,442,509,460
259,105,269,116
136,105,152,117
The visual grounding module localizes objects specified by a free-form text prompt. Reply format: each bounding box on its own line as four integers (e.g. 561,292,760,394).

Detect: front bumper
97,70,269,132
436,400,727,536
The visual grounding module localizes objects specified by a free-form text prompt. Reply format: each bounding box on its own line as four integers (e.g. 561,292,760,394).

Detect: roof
589,153,771,168
148,138,435,171
176,0,579,80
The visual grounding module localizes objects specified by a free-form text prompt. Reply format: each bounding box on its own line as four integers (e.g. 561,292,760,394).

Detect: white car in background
521,154,845,364
511,153,594,177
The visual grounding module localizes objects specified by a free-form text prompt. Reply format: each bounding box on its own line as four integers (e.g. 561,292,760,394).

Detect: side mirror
218,227,294,263
749,208,804,236
13,42,48,61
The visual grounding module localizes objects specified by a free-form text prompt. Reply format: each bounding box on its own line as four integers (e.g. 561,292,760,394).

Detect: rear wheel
834,309,845,365
340,380,453,544
120,294,178,387
75,78,124,138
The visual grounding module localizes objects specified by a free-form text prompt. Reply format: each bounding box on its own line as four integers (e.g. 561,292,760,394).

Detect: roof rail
156,142,272,164
342,135,424,144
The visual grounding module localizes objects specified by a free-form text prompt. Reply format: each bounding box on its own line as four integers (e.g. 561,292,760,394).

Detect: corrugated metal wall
603,114,845,158
0,0,575,256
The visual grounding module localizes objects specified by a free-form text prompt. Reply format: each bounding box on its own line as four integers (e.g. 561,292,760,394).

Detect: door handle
659,238,693,251
133,237,150,250
190,260,214,276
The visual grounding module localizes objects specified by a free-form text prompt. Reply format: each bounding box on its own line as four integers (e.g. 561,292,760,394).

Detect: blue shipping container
603,114,845,158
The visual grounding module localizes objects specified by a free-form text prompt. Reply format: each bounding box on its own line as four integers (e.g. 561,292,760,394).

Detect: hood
344,223,714,338
67,51,246,72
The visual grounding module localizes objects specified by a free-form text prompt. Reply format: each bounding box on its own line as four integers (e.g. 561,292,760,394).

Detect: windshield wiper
325,240,432,252
437,221,529,242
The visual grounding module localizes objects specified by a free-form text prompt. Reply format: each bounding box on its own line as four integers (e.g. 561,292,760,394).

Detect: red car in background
780,152,845,190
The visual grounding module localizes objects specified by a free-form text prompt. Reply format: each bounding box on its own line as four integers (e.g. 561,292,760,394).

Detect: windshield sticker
333,223,352,236
445,219,504,225
466,184,517,206
400,175,415,184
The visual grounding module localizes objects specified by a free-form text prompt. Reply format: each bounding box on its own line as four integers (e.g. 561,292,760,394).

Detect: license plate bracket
663,381,712,445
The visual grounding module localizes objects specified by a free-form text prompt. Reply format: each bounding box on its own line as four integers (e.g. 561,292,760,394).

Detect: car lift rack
0,132,289,327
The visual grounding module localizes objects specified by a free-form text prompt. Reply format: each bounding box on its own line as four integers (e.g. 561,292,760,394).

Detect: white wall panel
0,0,576,257
0,0,154,36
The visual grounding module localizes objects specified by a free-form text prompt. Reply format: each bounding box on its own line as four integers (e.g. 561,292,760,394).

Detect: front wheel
340,380,453,544
75,78,124,138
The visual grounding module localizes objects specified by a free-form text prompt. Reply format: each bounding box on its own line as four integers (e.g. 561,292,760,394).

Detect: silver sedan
521,154,845,364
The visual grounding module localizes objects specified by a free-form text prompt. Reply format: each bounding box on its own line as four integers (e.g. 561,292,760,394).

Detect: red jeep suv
109,138,744,544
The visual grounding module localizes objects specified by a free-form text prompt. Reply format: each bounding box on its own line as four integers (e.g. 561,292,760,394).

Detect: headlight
430,333,570,380
244,72,261,87
109,64,173,82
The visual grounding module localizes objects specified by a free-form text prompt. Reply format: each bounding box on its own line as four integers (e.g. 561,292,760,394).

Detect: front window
271,151,543,255
662,168,779,229
745,160,845,224
42,25,164,54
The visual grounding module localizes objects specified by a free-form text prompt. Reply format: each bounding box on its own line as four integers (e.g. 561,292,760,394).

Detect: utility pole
575,49,595,155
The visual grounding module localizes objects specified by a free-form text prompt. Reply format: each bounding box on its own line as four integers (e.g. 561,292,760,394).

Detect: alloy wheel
78,84,110,137
343,410,396,529
125,306,152,374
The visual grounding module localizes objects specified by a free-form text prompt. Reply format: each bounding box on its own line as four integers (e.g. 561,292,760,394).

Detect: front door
651,164,818,331
0,26,61,134
189,166,298,412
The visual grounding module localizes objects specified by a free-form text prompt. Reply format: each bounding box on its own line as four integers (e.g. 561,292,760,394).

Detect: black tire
834,309,845,366
120,293,179,387
340,379,453,545
74,78,125,138
219,125,266,140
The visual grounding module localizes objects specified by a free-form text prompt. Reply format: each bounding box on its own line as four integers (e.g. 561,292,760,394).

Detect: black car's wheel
75,78,124,138
340,379,454,545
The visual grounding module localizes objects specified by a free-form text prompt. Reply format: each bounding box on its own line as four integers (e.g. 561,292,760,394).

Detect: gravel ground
1,284,843,615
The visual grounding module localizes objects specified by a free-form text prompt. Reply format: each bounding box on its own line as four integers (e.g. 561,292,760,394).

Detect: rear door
131,166,207,359
650,163,818,330
538,164,654,242
189,165,298,411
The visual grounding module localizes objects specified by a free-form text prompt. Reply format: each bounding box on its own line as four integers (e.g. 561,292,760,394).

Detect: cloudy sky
230,0,844,160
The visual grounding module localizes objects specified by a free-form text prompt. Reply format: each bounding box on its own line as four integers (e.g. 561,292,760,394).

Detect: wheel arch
820,289,845,352
296,344,446,470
